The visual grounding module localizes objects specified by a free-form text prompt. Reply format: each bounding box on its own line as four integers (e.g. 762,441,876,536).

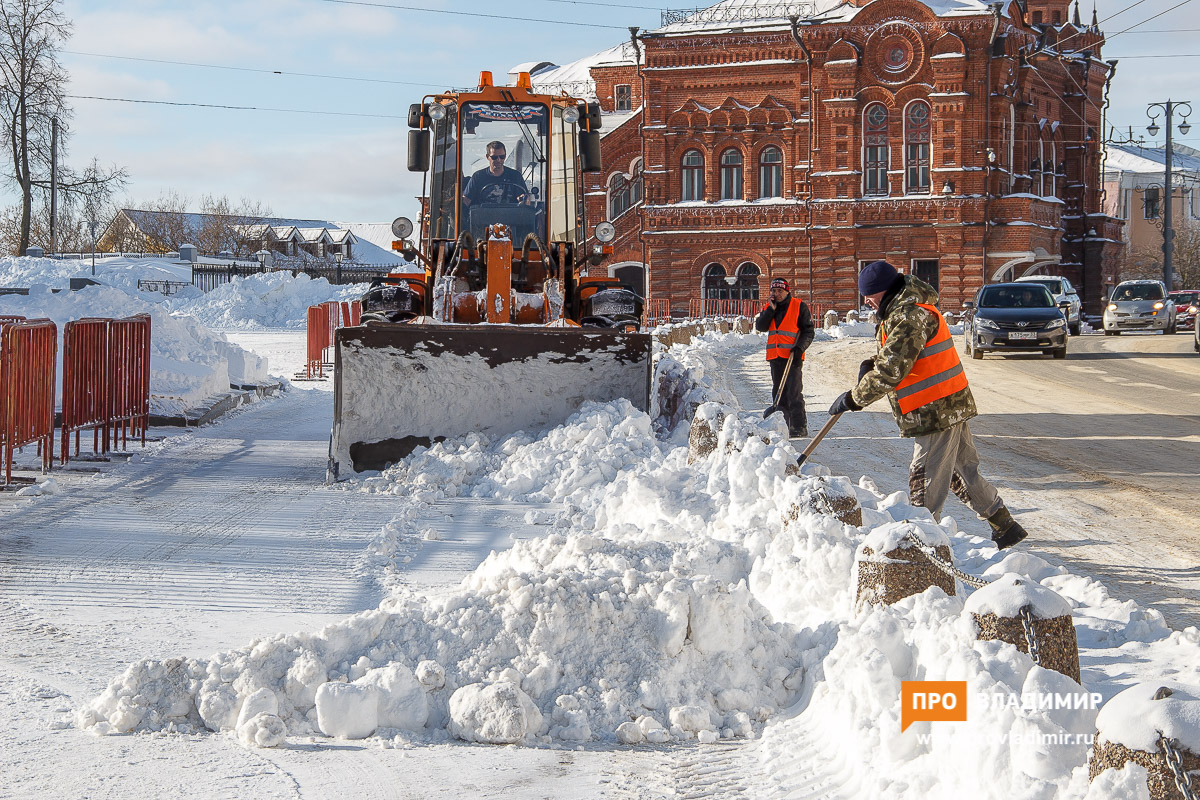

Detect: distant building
528,0,1124,315
99,209,405,265
1103,143,1200,287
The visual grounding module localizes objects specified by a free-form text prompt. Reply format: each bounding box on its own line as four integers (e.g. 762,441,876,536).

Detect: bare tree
1127,218,1200,289
0,0,124,255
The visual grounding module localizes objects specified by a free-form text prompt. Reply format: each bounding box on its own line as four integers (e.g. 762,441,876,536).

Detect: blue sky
25,0,1200,226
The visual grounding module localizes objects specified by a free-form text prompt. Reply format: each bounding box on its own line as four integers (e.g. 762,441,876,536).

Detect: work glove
857,358,874,381
829,391,861,416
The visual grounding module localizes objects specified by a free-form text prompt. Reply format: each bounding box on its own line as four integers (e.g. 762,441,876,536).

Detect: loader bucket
327,322,653,478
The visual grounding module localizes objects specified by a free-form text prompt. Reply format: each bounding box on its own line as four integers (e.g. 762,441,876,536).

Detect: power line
313,0,630,29
62,49,442,88
66,94,406,119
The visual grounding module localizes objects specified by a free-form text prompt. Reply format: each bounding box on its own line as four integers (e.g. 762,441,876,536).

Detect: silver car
1103,280,1177,335
1014,275,1082,336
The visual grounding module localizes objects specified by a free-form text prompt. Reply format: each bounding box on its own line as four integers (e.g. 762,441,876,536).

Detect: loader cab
423,84,585,260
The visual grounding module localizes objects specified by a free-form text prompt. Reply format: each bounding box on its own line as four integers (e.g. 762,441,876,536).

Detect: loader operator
827,260,1029,550
462,141,532,208
755,277,814,438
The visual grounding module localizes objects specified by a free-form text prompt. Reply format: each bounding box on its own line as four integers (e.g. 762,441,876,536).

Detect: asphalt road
790,327,1200,630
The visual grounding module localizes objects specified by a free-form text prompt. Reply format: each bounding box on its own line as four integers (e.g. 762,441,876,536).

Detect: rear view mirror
962,301,975,310
1057,300,1071,309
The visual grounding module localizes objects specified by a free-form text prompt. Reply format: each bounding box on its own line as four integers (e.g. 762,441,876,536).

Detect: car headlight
1107,303,1117,312
1189,304,1198,313
976,317,1000,330
1046,318,1066,330
1153,301,1164,310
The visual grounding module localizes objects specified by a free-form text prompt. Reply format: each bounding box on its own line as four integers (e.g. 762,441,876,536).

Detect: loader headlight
595,221,616,243
391,216,414,239
562,106,580,124
428,103,448,122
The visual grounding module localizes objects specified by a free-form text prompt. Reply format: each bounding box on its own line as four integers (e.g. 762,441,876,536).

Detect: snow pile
1095,682,1200,753
964,573,1074,620
0,284,268,412
172,271,368,330
0,254,194,296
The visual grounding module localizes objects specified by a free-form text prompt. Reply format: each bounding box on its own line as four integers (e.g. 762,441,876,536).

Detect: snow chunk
448,682,544,744
859,520,950,559
1084,761,1151,800
358,663,428,731
315,681,379,739
964,573,1073,620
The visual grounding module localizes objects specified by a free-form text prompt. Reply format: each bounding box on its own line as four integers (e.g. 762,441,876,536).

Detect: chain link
904,531,990,589
1160,735,1199,800
1018,605,1043,667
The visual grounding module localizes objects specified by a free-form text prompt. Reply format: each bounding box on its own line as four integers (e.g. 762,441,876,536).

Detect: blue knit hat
858,260,899,296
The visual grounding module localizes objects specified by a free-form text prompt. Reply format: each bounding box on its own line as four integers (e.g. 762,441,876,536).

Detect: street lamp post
89,219,97,276
335,251,344,285
1146,100,1192,290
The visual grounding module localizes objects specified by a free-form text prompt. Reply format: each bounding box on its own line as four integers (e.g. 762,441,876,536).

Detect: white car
1103,279,1177,335
1014,275,1082,335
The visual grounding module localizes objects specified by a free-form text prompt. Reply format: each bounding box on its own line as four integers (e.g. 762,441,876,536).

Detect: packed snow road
731,329,1200,630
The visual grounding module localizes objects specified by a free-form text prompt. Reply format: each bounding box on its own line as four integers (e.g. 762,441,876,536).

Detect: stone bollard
867,310,878,324
783,475,862,526
845,309,860,324
964,573,1080,682
687,403,731,464
823,309,839,330
943,311,957,327
855,522,955,607
1089,683,1200,800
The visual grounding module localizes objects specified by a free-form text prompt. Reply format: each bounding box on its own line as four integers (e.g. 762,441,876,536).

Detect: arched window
702,263,730,299
720,148,744,200
758,146,783,198
1037,137,1046,196
733,262,761,300
863,103,889,196
904,101,931,194
1048,140,1057,197
681,149,704,201
630,159,644,206
608,171,632,219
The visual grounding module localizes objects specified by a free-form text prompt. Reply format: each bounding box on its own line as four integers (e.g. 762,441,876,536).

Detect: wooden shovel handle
797,412,843,465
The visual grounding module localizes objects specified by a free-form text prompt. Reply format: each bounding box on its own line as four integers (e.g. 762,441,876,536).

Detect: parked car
1195,309,1200,353
962,283,1070,359
1014,274,1082,335
1168,290,1199,331
1103,280,1177,335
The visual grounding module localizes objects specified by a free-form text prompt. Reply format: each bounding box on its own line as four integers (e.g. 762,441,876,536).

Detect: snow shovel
796,412,843,466
762,350,796,419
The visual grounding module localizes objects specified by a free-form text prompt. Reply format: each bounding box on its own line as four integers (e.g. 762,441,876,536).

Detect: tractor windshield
454,101,548,245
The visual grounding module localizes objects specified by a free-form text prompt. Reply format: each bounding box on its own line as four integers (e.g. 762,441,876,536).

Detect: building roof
528,41,639,102
1104,143,1200,179
651,0,1004,35
112,210,403,264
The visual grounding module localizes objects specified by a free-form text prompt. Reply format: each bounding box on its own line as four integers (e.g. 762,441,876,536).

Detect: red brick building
529,0,1123,317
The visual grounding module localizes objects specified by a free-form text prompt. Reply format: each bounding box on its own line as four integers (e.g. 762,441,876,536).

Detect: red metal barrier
107,314,151,453
644,298,671,326
1,319,58,485
61,318,110,464
305,304,330,378
340,301,351,330
0,315,25,325
349,300,361,326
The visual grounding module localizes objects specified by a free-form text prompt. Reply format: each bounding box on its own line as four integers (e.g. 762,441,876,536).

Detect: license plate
1008,331,1037,340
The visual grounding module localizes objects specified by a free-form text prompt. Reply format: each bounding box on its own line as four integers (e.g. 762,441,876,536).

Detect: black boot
988,507,1028,550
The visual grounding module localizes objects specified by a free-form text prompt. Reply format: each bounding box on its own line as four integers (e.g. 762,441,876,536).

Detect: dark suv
962,283,1070,359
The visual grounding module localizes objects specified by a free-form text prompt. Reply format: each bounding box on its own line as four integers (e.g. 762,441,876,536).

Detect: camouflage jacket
849,276,977,438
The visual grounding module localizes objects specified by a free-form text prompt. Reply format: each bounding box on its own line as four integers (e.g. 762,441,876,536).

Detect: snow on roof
652,0,1000,34
1104,143,1200,177
334,222,398,252
528,41,639,101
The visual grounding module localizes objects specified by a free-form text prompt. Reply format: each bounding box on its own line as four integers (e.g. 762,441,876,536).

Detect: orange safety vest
883,303,969,414
766,297,805,361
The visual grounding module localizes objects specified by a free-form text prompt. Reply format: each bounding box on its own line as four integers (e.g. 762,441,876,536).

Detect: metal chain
1160,735,1199,800
1018,605,1043,666
904,531,990,589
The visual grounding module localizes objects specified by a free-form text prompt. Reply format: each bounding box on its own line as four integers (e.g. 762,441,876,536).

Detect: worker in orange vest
828,260,1027,549
755,277,814,437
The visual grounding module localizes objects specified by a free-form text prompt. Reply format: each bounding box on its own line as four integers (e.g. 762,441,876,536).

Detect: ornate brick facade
570,0,1123,316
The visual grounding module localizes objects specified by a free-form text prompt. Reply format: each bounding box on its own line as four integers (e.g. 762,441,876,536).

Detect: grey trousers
908,420,1004,519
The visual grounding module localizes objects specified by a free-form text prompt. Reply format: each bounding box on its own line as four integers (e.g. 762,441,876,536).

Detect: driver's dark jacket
463,166,527,206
